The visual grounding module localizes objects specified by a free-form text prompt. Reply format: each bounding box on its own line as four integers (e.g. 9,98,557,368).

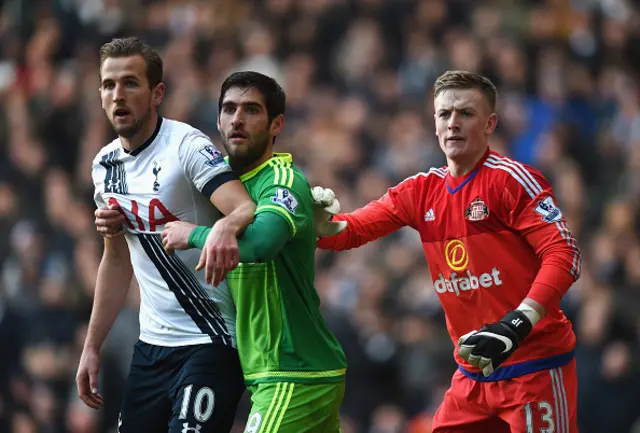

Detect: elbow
238,238,279,263
252,241,280,262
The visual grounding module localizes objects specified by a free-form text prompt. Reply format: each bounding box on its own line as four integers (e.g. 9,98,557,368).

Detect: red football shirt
318,149,581,375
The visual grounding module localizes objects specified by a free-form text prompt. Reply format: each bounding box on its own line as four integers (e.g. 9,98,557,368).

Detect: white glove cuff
517,303,541,326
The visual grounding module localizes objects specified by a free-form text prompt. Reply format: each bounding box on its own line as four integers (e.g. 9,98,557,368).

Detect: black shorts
118,340,245,433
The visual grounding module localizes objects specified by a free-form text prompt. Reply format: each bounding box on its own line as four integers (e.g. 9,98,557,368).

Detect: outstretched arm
317,200,404,251
315,181,419,251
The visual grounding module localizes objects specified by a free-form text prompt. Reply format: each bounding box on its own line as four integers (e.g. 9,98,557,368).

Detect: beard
222,131,271,171
112,108,152,139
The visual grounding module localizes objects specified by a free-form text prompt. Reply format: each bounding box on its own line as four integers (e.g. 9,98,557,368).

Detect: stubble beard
113,108,152,139
223,132,270,172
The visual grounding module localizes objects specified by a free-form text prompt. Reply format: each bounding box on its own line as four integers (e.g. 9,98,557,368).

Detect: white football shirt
92,117,238,347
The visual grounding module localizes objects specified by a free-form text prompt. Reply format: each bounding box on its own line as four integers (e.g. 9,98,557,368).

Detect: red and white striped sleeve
484,153,582,310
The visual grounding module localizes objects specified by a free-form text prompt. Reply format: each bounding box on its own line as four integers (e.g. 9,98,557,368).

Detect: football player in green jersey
161,71,347,433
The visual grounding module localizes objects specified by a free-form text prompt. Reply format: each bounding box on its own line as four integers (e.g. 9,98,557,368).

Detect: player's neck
447,147,488,178
119,115,159,153
234,144,275,175
238,153,272,174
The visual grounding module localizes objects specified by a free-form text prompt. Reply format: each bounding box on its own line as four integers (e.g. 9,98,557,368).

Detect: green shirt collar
225,153,293,182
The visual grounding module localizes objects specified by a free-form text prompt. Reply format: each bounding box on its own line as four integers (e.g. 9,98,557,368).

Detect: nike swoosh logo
472,331,513,353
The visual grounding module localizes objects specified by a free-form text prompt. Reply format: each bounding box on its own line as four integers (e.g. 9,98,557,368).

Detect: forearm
237,212,290,261
526,262,576,310
218,200,256,236
516,216,582,325
190,212,290,262
317,200,406,251
516,261,577,328
84,246,133,351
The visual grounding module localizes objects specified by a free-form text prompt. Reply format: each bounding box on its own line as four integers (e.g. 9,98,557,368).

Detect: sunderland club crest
465,196,489,221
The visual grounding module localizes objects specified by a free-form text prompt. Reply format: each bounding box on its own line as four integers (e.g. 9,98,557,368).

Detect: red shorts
433,358,578,433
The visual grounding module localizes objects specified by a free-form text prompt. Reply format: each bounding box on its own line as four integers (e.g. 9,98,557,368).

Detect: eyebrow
221,101,264,109
438,106,475,113
101,75,140,85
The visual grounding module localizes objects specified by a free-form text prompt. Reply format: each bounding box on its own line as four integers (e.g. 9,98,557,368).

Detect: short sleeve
91,159,108,209
254,164,311,237
178,132,239,198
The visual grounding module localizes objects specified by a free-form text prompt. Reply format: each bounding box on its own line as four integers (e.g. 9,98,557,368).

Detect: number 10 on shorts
179,385,215,423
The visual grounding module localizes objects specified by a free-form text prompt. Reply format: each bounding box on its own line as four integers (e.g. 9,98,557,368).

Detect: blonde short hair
433,70,498,112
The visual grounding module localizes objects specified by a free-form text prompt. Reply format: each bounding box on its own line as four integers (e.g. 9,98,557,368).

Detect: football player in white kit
76,37,249,433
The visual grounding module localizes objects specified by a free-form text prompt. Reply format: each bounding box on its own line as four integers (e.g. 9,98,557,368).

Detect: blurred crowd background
1,0,640,432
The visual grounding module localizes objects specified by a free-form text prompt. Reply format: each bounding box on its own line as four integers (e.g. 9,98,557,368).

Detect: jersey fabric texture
318,149,581,379
91,117,238,347
243,381,344,433
226,153,347,385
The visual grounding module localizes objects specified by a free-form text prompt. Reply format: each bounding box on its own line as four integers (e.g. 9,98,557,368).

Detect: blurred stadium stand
0,0,639,432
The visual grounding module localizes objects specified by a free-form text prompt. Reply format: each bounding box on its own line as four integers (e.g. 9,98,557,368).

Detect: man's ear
152,83,165,106
486,112,498,135
270,114,284,137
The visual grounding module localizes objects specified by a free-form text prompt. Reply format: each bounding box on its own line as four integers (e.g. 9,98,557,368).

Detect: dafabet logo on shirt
444,239,469,271
435,239,503,296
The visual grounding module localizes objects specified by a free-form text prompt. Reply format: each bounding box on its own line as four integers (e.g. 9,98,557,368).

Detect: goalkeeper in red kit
314,70,581,433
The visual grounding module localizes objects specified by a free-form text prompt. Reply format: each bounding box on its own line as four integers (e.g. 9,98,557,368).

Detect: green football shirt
226,153,347,385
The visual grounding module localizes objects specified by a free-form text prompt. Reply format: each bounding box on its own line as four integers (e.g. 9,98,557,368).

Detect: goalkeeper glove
457,309,535,377
311,186,347,238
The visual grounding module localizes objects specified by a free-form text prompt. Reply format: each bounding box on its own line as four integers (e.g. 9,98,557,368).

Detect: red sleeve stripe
484,155,581,279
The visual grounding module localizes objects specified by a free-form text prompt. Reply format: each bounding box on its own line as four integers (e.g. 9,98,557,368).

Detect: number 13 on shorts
508,366,578,433
523,401,555,433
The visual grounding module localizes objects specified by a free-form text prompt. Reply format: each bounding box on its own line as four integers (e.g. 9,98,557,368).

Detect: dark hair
218,71,286,123
99,37,163,89
433,70,498,111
